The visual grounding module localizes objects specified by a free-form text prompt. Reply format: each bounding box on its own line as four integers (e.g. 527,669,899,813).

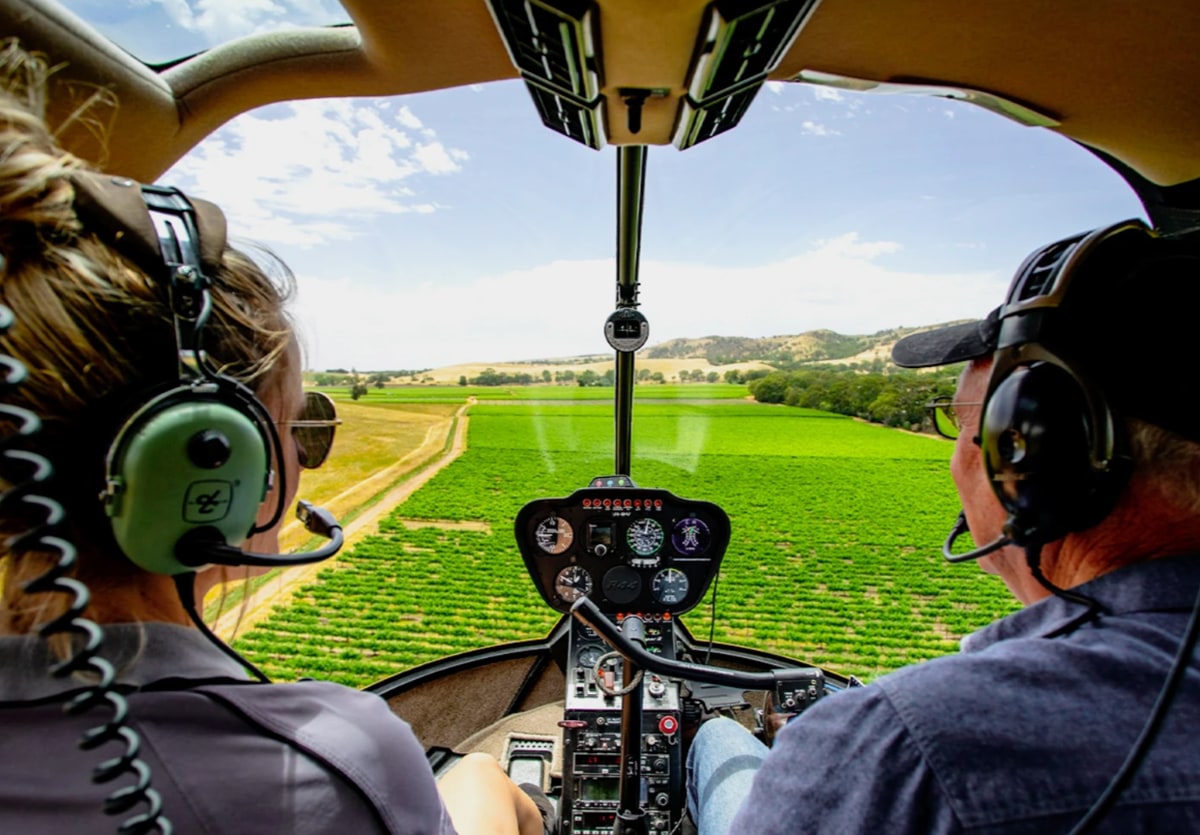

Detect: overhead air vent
487,0,606,149
1011,238,1081,303
675,0,821,149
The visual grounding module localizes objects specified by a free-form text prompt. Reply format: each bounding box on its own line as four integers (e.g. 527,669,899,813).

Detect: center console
515,478,731,834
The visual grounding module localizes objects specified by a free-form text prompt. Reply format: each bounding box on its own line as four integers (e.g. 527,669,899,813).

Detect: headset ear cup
106,394,270,575
982,362,1118,543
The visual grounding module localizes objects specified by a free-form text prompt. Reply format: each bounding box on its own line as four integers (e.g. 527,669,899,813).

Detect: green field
235,401,1020,686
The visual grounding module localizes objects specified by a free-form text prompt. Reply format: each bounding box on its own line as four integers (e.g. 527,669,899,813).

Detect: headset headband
70,171,227,280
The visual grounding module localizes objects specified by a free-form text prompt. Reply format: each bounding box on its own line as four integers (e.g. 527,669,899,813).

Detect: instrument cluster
515,479,730,615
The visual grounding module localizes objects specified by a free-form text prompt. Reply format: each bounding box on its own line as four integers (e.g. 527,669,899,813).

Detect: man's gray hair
1128,419,1200,514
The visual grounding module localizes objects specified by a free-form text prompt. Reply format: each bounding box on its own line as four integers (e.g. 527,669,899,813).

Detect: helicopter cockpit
4,1,1200,834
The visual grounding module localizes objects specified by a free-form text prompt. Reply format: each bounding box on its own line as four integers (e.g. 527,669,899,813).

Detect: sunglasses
283,390,341,469
926,398,982,441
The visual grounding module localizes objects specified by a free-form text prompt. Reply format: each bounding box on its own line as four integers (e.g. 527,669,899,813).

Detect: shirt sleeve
729,684,961,835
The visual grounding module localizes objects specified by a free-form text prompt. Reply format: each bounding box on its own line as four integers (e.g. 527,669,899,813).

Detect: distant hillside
643,324,946,367
313,321,969,385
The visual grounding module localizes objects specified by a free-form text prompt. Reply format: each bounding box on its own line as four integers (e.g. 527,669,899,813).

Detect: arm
438,753,545,835
728,685,960,835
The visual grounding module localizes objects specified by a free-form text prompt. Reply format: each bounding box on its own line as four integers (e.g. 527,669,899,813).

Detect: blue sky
62,0,1147,371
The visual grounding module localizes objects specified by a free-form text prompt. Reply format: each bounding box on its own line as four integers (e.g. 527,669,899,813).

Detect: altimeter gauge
535,515,574,555
627,517,665,556
651,567,689,605
555,565,593,602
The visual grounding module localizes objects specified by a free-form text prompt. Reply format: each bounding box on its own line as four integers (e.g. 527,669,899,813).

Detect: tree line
748,366,961,431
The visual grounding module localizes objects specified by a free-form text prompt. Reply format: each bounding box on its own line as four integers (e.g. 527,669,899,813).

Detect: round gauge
672,517,711,556
651,568,690,606
535,515,574,555
555,565,593,603
578,646,603,669
627,517,665,556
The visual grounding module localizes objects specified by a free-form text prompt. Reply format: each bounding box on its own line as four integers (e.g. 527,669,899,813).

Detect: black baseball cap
890,220,1200,441
891,307,1002,369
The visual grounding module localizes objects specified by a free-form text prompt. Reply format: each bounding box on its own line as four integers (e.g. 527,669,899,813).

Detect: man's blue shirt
730,555,1200,833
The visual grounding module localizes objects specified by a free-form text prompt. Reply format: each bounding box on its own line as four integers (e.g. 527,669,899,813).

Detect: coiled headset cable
0,303,172,834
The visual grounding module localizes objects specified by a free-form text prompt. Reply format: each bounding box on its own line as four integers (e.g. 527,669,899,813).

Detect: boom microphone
175,499,344,568
941,510,1011,563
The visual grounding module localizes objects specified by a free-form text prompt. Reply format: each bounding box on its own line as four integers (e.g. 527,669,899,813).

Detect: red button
658,716,678,735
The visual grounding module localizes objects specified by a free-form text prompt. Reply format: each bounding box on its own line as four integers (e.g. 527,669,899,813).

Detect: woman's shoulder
187,679,452,832
196,677,419,746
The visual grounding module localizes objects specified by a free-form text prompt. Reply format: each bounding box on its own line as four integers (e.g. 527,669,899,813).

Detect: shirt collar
962,554,1200,653
0,622,250,702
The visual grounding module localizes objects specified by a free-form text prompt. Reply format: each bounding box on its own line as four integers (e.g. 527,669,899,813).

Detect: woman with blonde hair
0,42,546,835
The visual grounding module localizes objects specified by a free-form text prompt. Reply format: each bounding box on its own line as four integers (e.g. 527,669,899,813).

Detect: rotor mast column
614,146,647,477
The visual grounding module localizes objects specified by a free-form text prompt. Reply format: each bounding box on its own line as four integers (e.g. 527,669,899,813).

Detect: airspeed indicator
627,518,664,556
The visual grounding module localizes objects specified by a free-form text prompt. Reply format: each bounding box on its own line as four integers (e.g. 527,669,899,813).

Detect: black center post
613,146,648,477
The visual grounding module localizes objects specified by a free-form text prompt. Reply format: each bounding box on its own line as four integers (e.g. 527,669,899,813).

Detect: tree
577,370,599,387
723,369,742,385
542,369,552,383
706,371,719,383
458,375,468,386
749,372,789,404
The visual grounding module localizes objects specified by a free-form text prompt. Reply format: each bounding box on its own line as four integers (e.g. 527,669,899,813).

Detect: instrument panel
515,479,730,615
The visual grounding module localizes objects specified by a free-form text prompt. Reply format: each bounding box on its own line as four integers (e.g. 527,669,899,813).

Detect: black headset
71,172,341,576
978,220,1148,547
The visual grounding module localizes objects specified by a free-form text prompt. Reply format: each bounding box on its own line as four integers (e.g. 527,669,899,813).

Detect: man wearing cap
685,221,1200,833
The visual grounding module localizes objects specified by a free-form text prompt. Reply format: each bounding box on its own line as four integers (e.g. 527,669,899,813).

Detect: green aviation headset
72,172,339,576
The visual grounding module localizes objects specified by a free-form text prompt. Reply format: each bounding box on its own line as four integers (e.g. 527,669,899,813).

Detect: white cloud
164,98,469,247
148,0,342,43
800,120,839,136
413,142,467,174
812,87,845,102
766,81,785,96
292,234,1006,369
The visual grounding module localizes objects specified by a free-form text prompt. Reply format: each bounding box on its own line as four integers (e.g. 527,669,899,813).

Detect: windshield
179,77,1144,686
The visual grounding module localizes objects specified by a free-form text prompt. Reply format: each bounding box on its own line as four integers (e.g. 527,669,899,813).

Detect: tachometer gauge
651,568,689,606
555,565,593,602
672,517,711,556
627,518,665,556
535,515,574,555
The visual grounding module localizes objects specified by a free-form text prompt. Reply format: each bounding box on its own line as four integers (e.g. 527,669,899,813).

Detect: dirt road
213,402,473,641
